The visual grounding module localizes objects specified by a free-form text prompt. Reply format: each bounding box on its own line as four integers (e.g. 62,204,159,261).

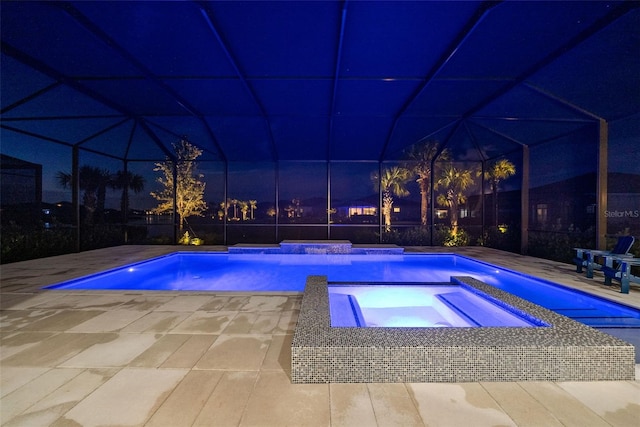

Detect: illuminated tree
436,164,474,235
239,200,249,221
230,198,239,220
484,158,516,226
150,139,208,231
372,166,411,232
219,200,229,220
404,140,449,227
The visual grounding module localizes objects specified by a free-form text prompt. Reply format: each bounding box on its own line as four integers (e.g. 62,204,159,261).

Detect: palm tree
230,199,239,220
373,166,411,232
219,200,229,220
112,171,145,222
284,204,295,219
249,200,257,220
484,158,516,226
404,141,449,227
57,165,112,224
239,200,249,221
291,198,301,217
435,164,475,235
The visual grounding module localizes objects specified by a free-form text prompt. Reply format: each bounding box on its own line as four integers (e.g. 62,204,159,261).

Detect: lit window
536,204,548,223
349,206,376,217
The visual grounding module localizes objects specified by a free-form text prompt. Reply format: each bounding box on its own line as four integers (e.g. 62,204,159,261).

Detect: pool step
436,292,539,327
554,309,640,327
329,293,366,327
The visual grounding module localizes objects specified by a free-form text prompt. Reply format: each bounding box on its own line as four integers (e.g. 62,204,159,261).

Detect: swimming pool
46,252,640,328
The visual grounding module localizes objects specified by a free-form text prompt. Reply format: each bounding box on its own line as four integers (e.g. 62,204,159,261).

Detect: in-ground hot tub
329,284,548,328
291,276,635,383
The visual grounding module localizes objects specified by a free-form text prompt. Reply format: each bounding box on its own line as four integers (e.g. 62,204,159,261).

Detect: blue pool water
329,285,547,328
46,252,640,328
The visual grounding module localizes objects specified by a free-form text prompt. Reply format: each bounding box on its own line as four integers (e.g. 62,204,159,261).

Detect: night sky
2,1,638,211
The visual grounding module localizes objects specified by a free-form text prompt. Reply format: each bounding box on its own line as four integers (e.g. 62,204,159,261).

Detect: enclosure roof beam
463,1,638,121
468,120,528,147
379,1,501,161
142,118,222,162
1,42,131,117
1,114,126,121
470,116,594,124
0,123,124,161
522,82,603,121
1,41,174,159
1,82,61,115
124,120,137,160
1,124,73,147
75,117,131,147
529,126,598,148
58,2,227,162
137,119,176,160
328,1,349,161
432,120,463,164
411,120,462,150
463,120,487,162
199,3,279,162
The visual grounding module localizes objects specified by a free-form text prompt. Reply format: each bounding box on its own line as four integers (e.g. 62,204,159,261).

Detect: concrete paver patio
1,245,639,426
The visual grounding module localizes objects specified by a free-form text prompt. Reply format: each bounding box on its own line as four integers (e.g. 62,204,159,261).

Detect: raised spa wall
229,240,405,255
291,275,636,383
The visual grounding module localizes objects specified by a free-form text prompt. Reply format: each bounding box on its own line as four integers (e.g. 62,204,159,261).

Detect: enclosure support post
275,162,280,243
122,160,129,243
597,119,608,250
480,160,486,244
520,145,530,255
172,161,178,245
378,162,383,242
223,161,228,245
327,161,332,240
429,161,436,246
72,146,80,253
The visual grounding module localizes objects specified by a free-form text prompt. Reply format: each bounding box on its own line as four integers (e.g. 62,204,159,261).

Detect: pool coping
291,276,636,383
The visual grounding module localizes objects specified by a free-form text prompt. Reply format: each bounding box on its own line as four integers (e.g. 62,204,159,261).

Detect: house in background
0,154,42,226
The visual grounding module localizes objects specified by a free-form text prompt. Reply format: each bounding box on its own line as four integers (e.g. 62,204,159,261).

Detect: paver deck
1,245,639,426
